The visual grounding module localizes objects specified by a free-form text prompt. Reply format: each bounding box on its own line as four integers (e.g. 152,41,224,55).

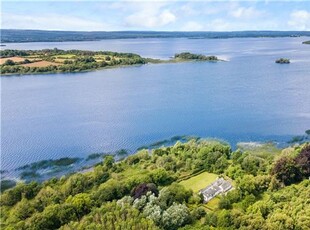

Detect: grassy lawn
54,54,76,58
204,197,220,211
179,171,218,193
94,54,107,59
54,58,74,63
111,166,148,181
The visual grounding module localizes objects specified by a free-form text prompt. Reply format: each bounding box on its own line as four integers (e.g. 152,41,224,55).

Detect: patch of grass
204,197,220,211
179,171,218,193
54,54,76,58
112,166,148,181
54,58,74,63
93,54,107,59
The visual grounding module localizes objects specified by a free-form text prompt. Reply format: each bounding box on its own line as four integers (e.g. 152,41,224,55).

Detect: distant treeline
1,29,310,43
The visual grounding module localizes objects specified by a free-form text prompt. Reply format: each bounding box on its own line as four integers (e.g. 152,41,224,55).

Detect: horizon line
2,29,310,33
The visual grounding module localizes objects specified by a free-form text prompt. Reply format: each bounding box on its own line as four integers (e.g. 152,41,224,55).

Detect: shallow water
1,37,310,174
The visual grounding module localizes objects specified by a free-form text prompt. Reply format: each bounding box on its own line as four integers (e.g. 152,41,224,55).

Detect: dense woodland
1,139,309,230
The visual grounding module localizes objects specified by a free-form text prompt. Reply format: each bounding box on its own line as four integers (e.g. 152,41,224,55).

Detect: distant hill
1,29,310,43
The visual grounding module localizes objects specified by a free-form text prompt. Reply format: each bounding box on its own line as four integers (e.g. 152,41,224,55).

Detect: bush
131,183,159,199
4,59,15,65
159,183,192,207
150,169,175,186
295,144,310,177
271,157,302,185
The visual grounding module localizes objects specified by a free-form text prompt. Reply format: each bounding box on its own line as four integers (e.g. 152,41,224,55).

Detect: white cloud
230,7,262,19
182,21,203,31
180,4,197,16
126,10,176,28
124,2,176,28
160,10,176,26
1,13,111,31
205,19,231,31
288,10,310,30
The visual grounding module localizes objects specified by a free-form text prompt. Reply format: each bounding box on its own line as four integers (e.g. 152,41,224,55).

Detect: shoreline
2,30,310,43
1,132,308,189
0,52,224,76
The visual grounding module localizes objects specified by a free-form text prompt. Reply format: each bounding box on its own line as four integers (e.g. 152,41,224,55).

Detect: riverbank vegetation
0,49,221,75
1,139,309,229
0,136,201,185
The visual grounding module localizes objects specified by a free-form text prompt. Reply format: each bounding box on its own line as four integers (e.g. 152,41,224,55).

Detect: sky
1,0,310,31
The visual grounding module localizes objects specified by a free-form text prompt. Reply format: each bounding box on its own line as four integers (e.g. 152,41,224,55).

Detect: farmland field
21,60,62,67
0,57,26,64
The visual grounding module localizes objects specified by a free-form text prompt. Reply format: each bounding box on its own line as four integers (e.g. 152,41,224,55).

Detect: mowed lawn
179,171,218,192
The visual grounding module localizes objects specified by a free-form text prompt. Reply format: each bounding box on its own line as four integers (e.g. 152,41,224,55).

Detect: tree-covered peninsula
1,139,309,230
302,40,310,44
0,49,220,76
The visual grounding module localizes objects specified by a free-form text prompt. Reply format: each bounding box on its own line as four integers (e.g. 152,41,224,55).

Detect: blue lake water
1,37,310,174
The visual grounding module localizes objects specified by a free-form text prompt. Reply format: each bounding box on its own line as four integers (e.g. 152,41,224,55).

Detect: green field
179,171,218,192
204,197,220,211
54,54,76,58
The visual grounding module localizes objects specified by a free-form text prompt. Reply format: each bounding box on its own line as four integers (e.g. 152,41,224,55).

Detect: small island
275,58,290,64
302,40,310,44
0,49,221,76
174,52,219,61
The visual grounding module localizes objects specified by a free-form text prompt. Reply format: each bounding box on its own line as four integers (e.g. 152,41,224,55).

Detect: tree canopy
1,140,309,230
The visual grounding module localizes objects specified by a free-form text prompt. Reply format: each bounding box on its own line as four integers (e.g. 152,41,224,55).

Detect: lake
1,37,310,176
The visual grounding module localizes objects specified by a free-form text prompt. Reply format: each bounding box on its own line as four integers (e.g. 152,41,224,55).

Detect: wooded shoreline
0,49,221,76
